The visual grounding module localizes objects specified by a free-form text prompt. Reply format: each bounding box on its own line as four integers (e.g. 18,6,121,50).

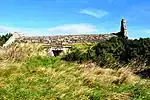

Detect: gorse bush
63,37,125,66
62,44,95,63
63,37,150,70
96,51,117,67
93,37,125,66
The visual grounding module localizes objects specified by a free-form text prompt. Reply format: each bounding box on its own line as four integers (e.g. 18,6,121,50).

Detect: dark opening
52,50,63,57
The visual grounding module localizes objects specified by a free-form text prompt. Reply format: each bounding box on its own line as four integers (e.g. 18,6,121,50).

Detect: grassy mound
0,56,150,100
0,42,150,99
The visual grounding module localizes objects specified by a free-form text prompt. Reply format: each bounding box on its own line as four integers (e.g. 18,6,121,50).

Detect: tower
120,19,128,37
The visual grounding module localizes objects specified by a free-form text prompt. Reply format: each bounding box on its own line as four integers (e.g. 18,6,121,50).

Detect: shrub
96,51,117,67
62,45,95,63
63,36,150,71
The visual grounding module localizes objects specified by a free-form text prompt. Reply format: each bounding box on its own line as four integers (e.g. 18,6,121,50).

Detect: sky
0,0,150,38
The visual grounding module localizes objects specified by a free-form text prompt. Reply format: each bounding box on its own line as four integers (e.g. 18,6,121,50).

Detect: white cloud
0,23,98,36
80,8,108,18
0,26,46,36
0,26,22,33
48,24,98,35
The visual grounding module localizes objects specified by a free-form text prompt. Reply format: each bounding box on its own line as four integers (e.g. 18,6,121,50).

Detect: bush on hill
63,37,150,71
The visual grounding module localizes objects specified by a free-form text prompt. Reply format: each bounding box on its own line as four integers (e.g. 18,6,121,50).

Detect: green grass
0,56,150,100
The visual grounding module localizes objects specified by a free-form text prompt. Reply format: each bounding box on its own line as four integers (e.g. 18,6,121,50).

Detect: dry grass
0,58,149,99
81,63,140,86
0,43,47,62
108,92,132,100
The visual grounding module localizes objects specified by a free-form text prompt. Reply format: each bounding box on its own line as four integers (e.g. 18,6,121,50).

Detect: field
0,43,150,100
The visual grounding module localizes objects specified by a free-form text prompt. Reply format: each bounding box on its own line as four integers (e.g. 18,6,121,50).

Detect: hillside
0,0,150,99
0,56,150,100
0,42,150,100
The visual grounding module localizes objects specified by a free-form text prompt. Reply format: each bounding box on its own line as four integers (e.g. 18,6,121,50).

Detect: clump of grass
0,43,47,62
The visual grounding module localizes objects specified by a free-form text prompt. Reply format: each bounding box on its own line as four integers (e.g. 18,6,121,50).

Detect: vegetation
63,37,150,71
0,36,150,99
0,56,150,100
0,33,12,46
0,43,47,62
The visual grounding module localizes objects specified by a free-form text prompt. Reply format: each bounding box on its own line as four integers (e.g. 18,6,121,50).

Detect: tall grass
0,43,47,62
0,55,150,100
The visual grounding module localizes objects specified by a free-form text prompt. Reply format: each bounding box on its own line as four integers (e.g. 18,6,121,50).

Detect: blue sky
0,0,150,38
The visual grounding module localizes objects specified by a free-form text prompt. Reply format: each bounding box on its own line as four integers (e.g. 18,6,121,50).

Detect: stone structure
121,19,128,37
48,46,72,57
4,19,128,47
2,19,128,56
16,34,116,45
3,32,22,47
116,19,128,37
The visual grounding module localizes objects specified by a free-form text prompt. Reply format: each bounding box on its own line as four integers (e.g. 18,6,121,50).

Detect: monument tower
120,19,128,37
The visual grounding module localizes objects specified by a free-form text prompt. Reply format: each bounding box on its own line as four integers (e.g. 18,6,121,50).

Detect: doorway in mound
52,50,63,57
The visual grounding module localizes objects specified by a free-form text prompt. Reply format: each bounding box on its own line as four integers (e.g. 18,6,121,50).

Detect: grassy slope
0,43,150,100
0,56,150,100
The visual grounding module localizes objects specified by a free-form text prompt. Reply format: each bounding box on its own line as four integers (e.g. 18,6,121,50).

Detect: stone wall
16,34,117,45
4,19,128,47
